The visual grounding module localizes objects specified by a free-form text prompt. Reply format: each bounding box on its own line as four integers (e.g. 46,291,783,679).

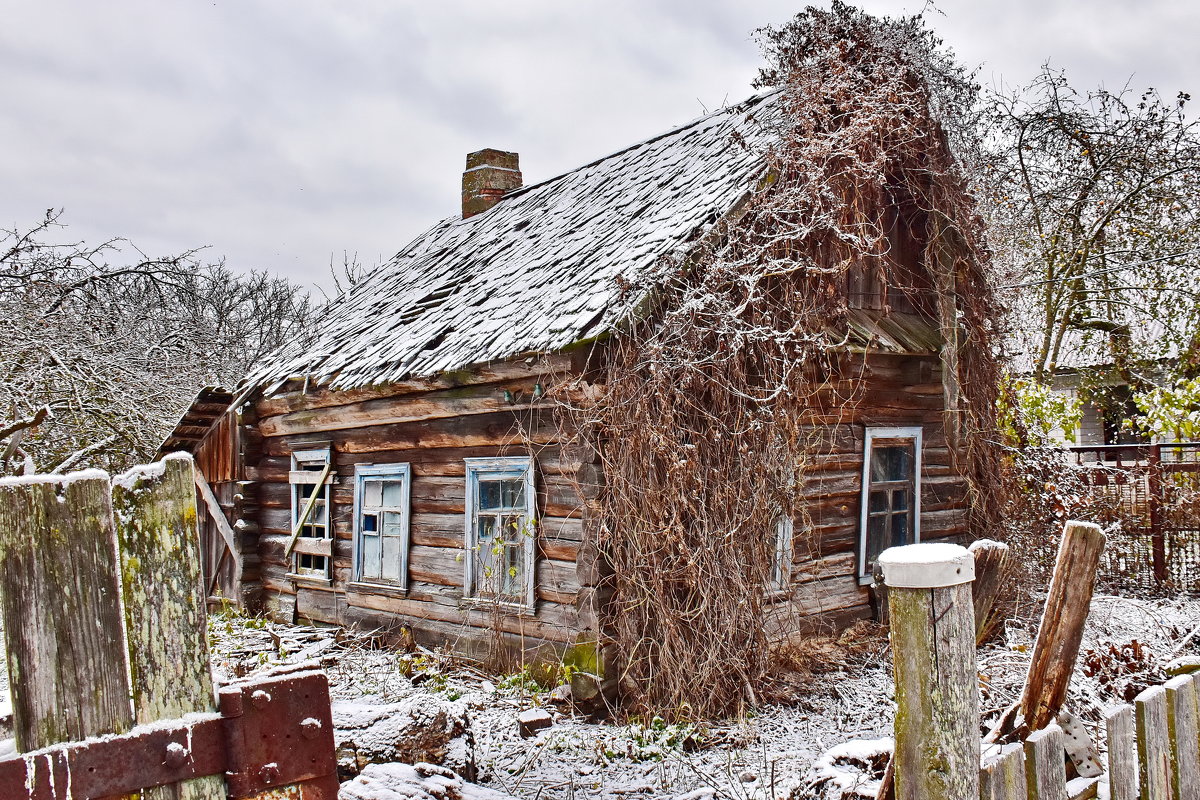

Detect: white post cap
878,542,975,588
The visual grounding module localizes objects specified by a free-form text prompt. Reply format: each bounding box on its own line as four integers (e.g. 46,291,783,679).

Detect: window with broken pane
290,449,331,578
354,464,411,587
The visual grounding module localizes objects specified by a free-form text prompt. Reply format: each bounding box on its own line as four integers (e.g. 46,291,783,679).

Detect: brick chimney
462,149,521,218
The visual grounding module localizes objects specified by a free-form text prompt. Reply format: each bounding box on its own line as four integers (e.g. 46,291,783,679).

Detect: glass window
290,449,332,579
859,428,922,579
354,464,412,588
465,457,536,608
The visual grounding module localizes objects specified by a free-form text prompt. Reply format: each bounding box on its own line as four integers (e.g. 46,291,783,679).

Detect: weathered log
880,543,979,800
1019,520,1106,732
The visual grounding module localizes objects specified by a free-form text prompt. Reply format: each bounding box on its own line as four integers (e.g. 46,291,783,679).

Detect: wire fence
1067,442,1200,594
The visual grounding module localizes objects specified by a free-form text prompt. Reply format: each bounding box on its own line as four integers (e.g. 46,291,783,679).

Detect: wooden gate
0,454,338,799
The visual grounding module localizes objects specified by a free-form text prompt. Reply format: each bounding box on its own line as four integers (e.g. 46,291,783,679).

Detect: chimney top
462,149,522,218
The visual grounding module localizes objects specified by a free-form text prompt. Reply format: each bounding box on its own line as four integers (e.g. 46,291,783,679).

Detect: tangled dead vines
558,4,1005,719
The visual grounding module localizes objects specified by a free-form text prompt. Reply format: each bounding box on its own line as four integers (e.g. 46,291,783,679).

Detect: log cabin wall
239,346,969,660
247,354,595,661
763,349,968,637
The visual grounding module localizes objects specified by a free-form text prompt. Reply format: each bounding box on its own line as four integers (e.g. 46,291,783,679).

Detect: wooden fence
881,529,1200,800
0,453,340,799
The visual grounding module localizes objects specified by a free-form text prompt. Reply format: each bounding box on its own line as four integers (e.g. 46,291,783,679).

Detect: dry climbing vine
558,4,1005,719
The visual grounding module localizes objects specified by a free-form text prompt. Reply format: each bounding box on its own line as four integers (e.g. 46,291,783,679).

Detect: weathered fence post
1024,725,1067,798
1020,520,1106,733
1137,685,1173,799
1164,673,1200,799
880,542,979,800
0,470,134,751
112,452,225,800
1106,703,1139,800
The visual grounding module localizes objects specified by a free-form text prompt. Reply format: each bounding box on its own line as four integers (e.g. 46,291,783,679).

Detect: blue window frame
464,457,536,609
352,463,412,589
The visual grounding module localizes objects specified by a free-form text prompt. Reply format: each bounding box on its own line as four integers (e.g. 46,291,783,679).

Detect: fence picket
1164,673,1200,800
112,453,225,800
980,743,1027,800
1025,725,1067,799
1137,685,1174,799
0,471,134,751
1106,704,1139,800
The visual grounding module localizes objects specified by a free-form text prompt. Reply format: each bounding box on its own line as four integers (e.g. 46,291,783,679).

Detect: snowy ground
205,592,1200,800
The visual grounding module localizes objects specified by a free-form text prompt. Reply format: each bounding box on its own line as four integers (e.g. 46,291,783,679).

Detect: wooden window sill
287,573,333,588
345,580,408,598
459,597,536,618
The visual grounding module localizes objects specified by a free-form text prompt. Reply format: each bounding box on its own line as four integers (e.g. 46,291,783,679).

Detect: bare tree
983,69,1200,383
0,210,314,475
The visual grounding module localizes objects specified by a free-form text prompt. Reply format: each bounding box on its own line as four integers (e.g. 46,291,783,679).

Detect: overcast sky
2,1,1197,290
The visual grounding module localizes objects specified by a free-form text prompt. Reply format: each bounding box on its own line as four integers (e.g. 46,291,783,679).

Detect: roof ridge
500,88,782,202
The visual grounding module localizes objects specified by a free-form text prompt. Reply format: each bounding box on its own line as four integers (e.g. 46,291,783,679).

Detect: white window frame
858,427,923,582
463,456,537,611
768,515,793,598
351,463,412,590
289,448,333,581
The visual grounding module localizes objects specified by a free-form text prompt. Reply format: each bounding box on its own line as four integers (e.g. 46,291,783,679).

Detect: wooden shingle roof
244,91,781,394
156,386,234,458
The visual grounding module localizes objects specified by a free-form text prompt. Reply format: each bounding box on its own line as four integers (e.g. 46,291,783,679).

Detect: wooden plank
980,743,1026,799
0,471,134,751
1020,521,1106,732
194,468,243,590
1106,704,1139,800
111,454,225,800
1165,674,1200,799
1138,685,1173,800
254,354,576,417
1024,725,1067,800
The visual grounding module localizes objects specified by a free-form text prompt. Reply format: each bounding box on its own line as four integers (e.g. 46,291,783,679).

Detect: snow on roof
245,91,782,394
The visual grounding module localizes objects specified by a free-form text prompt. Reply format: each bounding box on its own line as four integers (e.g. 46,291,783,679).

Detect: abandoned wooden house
164,89,975,667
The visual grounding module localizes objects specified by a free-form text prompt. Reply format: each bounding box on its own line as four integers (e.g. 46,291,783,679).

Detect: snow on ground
203,592,1200,800
0,592,1194,798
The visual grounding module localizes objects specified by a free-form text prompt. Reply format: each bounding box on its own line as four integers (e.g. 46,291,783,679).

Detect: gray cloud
1,0,1196,288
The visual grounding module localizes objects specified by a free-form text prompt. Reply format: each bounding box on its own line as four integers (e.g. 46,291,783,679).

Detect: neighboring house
163,90,976,670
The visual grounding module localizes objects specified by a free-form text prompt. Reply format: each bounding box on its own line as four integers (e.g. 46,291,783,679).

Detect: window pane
361,532,381,579
362,513,379,534
501,479,525,510
502,542,525,597
382,480,405,507
382,534,402,581
382,510,404,538
891,510,910,548
501,514,524,542
866,514,887,565
364,480,383,507
478,514,497,541
870,445,912,482
869,490,889,514
478,480,503,510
